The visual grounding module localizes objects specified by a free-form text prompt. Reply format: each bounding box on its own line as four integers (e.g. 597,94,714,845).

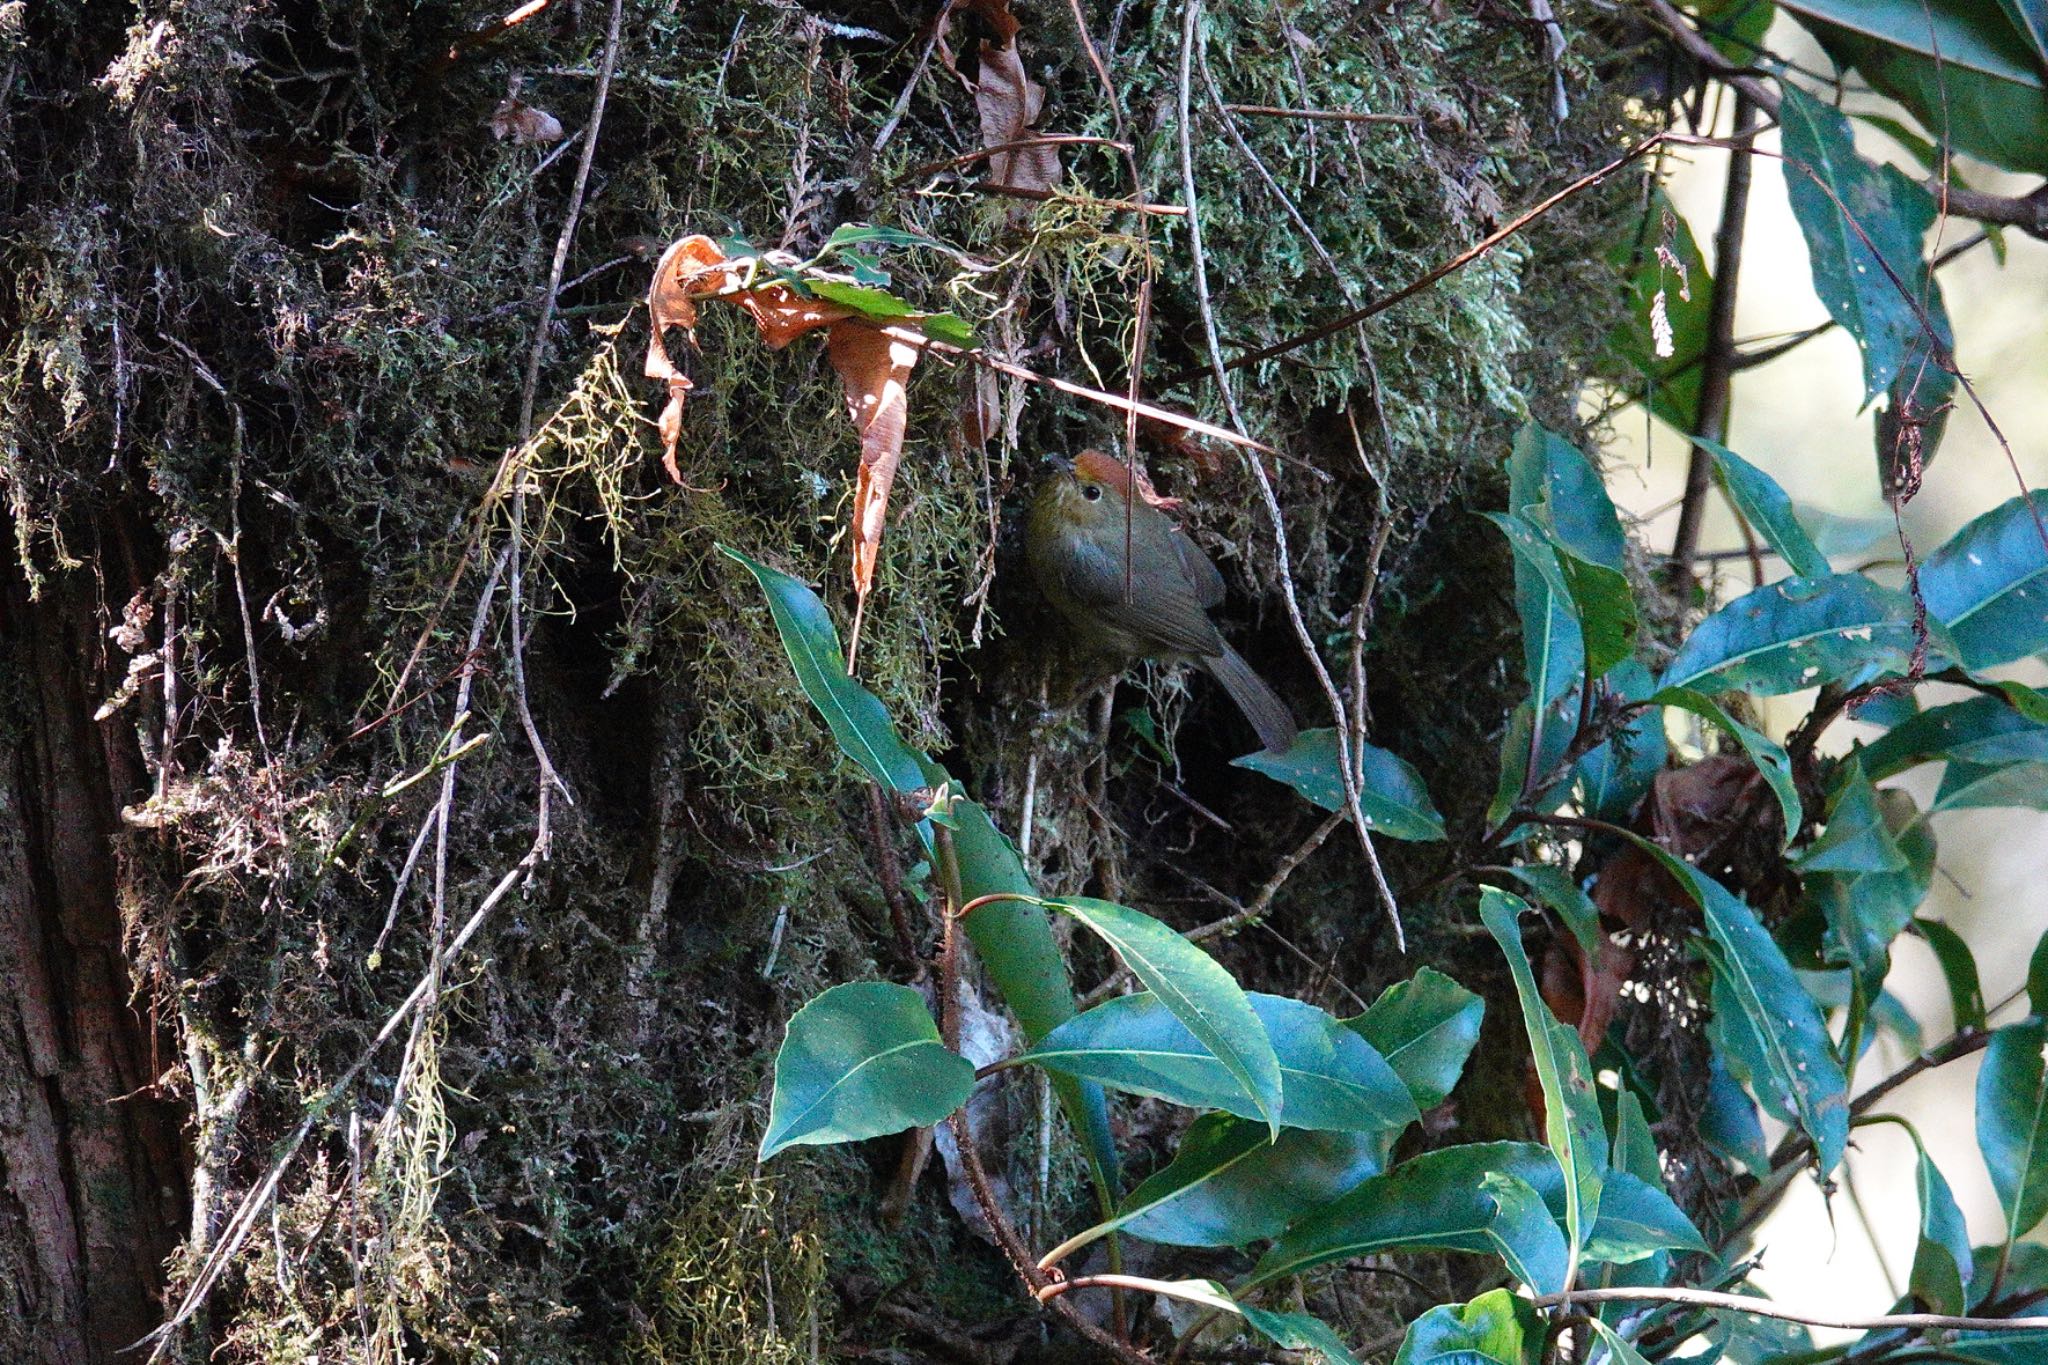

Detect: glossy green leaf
1606,189,1714,432
1490,512,1639,681
1931,759,2048,812
2003,680,2048,723
1979,1017,2048,1241
1489,695,1578,835
1857,112,2009,263
1810,788,1934,998
1613,1088,1661,1187
1798,762,1907,875
2031,928,2048,1019
1241,1306,1366,1365
1860,695,2048,778
1574,660,1670,822
1348,967,1485,1109
2001,0,2048,69
1391,1288,1543,1365
1779,0,2048,175
1615,836,1851,1175
1233,728,1446,841
1692,0,1779,63
1251,1142,1571,1294
1582,1169,1711,1264
1481,889,1607,1283
1021,990,1412,1133
731,547,1117,1191
1659,573,1950,696
1886,1119,1974,1314
758,983,974,1159
1921,490,2048,669
1102,1115,1380,1249
1778,82,1942,400
1657,686,1802,846
722,546,927,791
1050,899,1281,1134
1912,918,1987,1031
1700,1049,1771,1177
1508,864,1604,960
1505,426,1589,720
1695,438,1831,579
1587,1318,1654,1365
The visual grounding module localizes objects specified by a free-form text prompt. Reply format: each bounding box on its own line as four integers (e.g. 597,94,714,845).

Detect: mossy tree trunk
1,1,1649,1359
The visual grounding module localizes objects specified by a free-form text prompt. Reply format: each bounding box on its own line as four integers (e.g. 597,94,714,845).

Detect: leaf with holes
1660,573,1952,696
1921,490,2048,669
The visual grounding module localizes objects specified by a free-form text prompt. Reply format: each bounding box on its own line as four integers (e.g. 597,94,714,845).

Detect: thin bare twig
1667,92,1758,584
1175,0,1404,950
1222,103,1421,125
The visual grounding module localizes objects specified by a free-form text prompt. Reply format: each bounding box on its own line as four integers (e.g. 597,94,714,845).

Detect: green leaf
1920,490,2048,669
1656,686,1802,846
1044,901,1284,1135
1103,1115,1381,1249
1913,918,1987,1031
1777,82,1943,400
758,983,974,1159
1583,1169,1711,1264
1509,424,1638,680
722,546,927,792
1692,0,1779,63
1480,888,1607,1285
1020,990,1414,1133
1574,659,1670,822
1232,728,1446,840
1809,786,1934,998
1778,0,2048,175
1694,438,1832,579
1931,759,2048,812
2000,0,2048,70
1505,426,1588,720
1855,112,2008,262
1348,967,1485,1109
1885,1119,1974,1314
1251,1142,1571,1295
2031,928,2048,1019
1859,695,2048,777
1241,1307,1367,1365
1488,513,1639,681
2005,680,2048,723
1797,762,1907,875
1507,864,1604,960
727,547,1117,1192
1587,1318,1654,1365
1659,573,1951,696
817,222,942,255
1391,1288,1543,1365
1606,189,1714,432
1701,1049,1771,1177
1978,1017,2048,1241
1613,837,1852,1175
1612,1088,1662,1187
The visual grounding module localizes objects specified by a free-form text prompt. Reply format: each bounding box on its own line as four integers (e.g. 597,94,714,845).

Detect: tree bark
1,568,186,1363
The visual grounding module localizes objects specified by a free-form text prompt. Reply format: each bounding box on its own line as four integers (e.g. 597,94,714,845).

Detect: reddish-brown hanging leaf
827,323,921,612
645,236,733,481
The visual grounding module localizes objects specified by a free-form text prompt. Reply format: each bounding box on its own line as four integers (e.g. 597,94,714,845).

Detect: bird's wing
1171,528,1228,609
1056,532,1225,657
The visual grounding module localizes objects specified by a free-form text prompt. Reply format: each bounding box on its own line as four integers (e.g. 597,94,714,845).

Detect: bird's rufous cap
1070,449,1184,510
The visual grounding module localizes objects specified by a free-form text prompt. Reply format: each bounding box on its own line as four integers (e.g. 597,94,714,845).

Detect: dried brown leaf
489,96,565,144
827,323,921,605
974,43,1058,194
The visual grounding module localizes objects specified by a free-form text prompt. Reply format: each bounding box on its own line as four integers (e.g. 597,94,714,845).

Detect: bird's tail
1202,645,1297,755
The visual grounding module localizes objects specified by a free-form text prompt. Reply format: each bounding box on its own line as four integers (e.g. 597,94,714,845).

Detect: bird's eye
1082,484,1102,501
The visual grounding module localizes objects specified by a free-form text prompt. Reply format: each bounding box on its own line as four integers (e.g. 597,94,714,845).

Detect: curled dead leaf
828,323,922,653
489,96,565,144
